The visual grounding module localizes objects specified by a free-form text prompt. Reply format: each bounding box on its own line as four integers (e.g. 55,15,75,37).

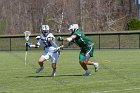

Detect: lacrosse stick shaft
25,44,28,65
25,51,28,65
26,43,28,51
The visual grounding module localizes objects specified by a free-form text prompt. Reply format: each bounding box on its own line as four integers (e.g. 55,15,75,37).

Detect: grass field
0,49,140,93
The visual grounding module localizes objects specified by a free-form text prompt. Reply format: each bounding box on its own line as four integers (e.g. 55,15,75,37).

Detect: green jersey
71,29,93,48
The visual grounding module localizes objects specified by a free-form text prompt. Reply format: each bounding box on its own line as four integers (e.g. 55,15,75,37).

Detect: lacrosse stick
24,31,31,65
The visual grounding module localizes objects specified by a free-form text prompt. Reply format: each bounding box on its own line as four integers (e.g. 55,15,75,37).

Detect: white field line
92,87,140,93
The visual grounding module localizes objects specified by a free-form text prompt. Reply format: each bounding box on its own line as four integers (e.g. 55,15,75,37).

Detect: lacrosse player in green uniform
58,24,99,76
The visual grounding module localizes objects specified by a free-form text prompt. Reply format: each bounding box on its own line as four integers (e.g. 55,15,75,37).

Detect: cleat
51,70,56,77
82,72,91,76
94,63,99,72
36,67,44,73
51,72,56,77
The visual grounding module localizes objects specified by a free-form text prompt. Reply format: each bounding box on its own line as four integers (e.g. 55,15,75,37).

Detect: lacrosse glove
57,36,63,41
25,42,32,47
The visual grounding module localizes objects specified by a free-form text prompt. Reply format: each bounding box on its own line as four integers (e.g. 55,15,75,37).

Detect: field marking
92,87,140,93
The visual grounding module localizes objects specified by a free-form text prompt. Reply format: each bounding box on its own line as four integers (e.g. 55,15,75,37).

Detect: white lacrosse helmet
41,25,49,31
41,25,49,34
68,24,79,31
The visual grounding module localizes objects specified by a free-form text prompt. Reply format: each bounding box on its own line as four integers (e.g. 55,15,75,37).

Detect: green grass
0,49,140,93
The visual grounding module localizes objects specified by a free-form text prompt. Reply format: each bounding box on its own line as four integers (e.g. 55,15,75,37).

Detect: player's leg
84,58,99,72
36,53,49,73
50,52,59,77
84,45,99,72
79,53,91,76
51,63,56,77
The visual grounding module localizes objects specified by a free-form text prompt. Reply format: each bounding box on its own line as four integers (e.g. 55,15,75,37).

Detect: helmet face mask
41,30,49,34
41,25,49,35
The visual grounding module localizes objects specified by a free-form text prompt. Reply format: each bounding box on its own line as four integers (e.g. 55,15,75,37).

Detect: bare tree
0,0,137,35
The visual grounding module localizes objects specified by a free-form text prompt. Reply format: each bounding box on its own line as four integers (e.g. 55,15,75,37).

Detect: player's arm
29,44,39,48
46,33,58,48
46,33,55,41
64,35,77,48
49,37,59,48
63,35,77,42
26,41,40,48
57,35,76,48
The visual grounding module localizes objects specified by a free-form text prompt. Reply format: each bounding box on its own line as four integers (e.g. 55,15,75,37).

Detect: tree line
0,0,137,35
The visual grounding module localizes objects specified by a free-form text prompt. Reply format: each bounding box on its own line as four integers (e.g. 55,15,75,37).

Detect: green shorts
79,45,94,61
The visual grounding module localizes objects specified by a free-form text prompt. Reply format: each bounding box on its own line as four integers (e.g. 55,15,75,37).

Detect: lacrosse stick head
24,31,31,41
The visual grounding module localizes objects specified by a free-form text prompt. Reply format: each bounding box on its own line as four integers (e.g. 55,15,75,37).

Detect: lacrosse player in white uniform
27,25,61,77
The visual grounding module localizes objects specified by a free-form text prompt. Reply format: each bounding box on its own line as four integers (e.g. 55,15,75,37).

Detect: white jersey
36,33,59,53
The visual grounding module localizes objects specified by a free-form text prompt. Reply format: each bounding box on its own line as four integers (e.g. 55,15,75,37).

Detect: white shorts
41,52,59,63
